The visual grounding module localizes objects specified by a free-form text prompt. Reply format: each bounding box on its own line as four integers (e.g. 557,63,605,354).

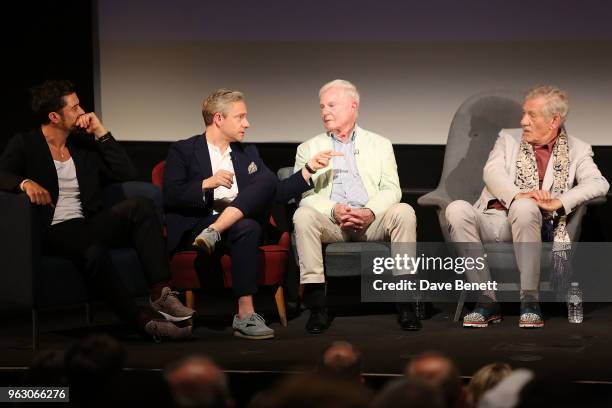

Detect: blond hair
202,89,245,126
467,362,512,406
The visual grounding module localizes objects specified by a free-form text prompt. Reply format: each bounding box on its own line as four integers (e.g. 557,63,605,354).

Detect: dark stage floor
2,298,612,383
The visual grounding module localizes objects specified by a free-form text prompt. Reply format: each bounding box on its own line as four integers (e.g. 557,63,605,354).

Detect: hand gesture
22,180,53,207
76,112,108,139
308,150,343,171
203,170,234,190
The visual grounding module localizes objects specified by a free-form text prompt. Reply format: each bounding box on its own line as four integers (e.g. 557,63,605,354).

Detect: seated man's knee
509,198,542,226
388,202,416,227
233,218,262,237
115,197,157,218
445,200,474,227
293,206,319,230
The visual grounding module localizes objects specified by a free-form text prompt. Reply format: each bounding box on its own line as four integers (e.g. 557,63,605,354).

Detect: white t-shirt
51,157,84,225
206,143,239,214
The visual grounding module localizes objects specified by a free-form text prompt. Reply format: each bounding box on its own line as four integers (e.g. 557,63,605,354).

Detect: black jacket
0,128,137,227
163,134,310,254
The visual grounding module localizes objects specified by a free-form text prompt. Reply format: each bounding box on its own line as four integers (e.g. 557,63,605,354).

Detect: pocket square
247,161,258,174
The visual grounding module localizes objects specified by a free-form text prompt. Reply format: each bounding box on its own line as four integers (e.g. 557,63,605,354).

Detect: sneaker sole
463,315,502,328
519,321,544,328
154,310,194,322
194,237,213,255
233,330,274,340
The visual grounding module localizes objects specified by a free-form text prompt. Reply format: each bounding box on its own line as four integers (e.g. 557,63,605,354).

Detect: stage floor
1,299,612,383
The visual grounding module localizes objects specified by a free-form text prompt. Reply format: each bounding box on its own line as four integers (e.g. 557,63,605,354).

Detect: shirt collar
530,137,557,153
207,142,232,156
329,127,356,143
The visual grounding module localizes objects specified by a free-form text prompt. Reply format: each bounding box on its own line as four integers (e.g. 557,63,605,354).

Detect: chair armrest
0,191,37,308
417,189,453,209
582,196,607,206
103,181,164,223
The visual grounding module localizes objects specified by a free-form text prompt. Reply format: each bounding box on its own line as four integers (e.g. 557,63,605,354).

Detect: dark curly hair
30,80,77,125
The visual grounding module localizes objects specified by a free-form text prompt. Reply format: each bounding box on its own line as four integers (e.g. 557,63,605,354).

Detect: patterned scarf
515,127,571,298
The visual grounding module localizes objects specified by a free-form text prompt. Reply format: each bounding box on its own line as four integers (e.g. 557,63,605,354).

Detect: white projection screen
95,0,612,144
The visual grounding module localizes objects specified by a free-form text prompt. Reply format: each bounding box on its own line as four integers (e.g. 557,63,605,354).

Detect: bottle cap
570,282,579,287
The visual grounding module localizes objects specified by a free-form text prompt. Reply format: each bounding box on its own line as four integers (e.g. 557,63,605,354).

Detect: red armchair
152,161,288,326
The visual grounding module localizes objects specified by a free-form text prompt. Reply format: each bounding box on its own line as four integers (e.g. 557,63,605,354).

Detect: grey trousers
445,198,543,292
294,203,417,284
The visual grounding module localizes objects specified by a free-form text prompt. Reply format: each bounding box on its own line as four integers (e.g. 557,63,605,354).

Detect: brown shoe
145,318,193,342
150,287,195,322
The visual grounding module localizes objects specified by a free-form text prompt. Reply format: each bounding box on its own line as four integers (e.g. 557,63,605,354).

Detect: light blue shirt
330,130,369,208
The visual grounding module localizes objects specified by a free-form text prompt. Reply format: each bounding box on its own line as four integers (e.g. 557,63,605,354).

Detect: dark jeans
43,197,170,328
188,215,262,298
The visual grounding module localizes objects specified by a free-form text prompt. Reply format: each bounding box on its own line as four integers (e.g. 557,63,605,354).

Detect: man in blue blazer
164,89,336,340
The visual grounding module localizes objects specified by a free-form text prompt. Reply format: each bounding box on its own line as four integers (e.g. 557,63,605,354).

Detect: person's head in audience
262,372,371,408
202,89,249,144
467,362,512,407
165,355,234,408
317,341,364,384
372,378,445,408
24,349,67,387
406,352,463,408
64,333,126,404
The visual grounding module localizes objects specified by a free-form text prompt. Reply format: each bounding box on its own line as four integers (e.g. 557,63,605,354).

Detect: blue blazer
163,134,310,254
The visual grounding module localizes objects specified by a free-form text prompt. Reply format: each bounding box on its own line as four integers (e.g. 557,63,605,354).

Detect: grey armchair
0,182,161,350
417,90,599,320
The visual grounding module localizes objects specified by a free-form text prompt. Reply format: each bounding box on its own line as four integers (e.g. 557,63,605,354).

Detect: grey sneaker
232,313,274,340
144,319,193,342
193,227,221,255
150,287,195,322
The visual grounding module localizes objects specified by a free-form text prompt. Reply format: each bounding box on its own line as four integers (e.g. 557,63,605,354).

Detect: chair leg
85,303,93,325
185,290,195,310
454,290,467,322
32,309,39,352
274,286,288,327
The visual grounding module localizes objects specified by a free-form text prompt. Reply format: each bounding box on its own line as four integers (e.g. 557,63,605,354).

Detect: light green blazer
293,125,401,220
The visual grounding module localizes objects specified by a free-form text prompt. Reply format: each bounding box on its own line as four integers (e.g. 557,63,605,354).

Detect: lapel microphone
354,149,359,155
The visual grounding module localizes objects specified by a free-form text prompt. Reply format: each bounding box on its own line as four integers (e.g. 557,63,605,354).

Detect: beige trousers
294,203,417,284
445,198,543,291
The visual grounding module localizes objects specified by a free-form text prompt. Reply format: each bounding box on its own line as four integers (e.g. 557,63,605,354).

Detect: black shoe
397,303,422,331
305,308,330,334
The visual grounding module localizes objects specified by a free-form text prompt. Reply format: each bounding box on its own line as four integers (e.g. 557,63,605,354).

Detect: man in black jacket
0,80,193,341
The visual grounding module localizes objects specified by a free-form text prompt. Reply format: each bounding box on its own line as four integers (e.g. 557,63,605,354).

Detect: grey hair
319,79,360,105
525,85,569,125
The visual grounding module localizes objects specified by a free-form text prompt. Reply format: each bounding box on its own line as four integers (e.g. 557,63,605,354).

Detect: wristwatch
304,162,317,174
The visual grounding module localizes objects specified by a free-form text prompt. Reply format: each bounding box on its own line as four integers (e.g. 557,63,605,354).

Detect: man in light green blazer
293,79,419,334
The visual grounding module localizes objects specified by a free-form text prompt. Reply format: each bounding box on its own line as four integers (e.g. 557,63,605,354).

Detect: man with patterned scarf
446,86,609,328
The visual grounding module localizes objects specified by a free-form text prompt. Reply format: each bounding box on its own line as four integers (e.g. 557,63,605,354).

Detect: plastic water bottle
567,282,583,324
414,299,426,320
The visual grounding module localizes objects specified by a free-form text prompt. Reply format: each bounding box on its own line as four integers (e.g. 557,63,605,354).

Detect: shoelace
248,313,266,323
159,289,180,303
